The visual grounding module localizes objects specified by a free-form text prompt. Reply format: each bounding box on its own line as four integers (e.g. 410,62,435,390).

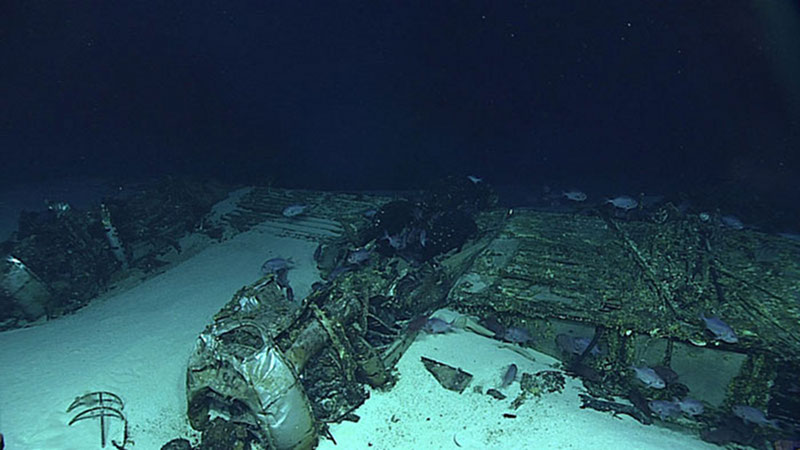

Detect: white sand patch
0,222,320,450
320,329,717,450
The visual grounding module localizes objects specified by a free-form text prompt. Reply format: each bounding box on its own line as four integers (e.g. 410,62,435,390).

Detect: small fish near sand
282,204,308,218
500,363,518,388
423,317,454,334
261,257,294,275
700,313,738,344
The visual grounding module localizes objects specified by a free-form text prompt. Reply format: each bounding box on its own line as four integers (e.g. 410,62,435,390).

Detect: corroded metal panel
452,209,800,360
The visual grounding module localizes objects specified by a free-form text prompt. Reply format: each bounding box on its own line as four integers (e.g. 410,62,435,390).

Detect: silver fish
648,400,681,420
282,204,307,217
606,196,638,210
677,397,704,416
424,317,453,334
346,248,371,265
261,257,294,275
720,215,744,230
732,405,779,427
556,334,602,356
502,327,532,344
501,363,518,388
631,366,666,389
700,313,738,343
562,190,587,202
382,229,409,250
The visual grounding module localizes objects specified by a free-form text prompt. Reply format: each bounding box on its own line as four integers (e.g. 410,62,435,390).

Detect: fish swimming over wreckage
261,257,294,275
732,405,780,428
282,204,308,218
556,333,603,356
346,247,372,265
700,313,738,343
500,326,533,344
677,397,704,416
562,190,587,202
605,195,638,210
423,317,455,334
631,366,666,389
647,397,704,420
648,400,682,420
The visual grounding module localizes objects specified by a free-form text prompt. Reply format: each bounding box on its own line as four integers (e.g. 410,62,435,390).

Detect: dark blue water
2,1,798,217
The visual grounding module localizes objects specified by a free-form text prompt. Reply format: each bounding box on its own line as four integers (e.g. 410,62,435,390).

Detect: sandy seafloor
0,185,718,450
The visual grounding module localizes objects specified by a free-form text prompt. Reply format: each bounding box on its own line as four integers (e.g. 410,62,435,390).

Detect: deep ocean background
2,1,799,210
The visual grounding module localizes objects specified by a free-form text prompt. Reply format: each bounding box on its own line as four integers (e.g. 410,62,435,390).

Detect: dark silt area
1,1,799,226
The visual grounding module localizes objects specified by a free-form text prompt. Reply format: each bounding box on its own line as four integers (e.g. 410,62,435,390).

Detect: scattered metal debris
486,388,506,400
67,391,129,449
510,370,566,410
579,393,652,425
420,356,473,393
